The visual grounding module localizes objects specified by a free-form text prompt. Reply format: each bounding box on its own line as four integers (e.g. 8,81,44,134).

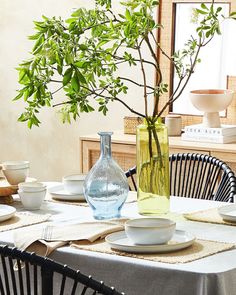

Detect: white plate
48,184,85,201
218,204,236,222
105,230,195,253
0,205,16,222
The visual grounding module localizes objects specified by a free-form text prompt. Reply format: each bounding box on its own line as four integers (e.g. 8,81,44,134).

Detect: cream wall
0,0,153,181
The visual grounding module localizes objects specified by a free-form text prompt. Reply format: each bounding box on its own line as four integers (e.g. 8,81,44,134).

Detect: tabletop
1,191,236,295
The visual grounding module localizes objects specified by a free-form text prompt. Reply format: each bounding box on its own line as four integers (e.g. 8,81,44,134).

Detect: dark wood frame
158,0,236,127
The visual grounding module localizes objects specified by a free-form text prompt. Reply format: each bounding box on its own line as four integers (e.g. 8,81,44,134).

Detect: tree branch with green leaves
14,0,235,129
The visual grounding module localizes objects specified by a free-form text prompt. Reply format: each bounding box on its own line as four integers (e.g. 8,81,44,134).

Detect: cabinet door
81,140,136,173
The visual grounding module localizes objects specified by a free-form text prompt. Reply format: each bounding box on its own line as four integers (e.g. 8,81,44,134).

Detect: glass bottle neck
98,132,113,158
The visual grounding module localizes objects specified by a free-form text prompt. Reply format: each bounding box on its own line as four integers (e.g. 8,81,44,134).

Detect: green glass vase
136,119,170,215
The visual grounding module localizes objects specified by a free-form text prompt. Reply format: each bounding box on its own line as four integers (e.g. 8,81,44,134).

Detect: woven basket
124,116,143,135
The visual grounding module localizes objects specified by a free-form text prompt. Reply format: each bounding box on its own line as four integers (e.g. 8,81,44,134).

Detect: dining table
0,182,236,295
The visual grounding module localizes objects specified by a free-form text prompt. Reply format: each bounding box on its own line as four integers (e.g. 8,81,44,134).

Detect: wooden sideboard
80,131,236,174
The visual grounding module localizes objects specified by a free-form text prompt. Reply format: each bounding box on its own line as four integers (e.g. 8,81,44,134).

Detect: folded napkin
14,219,126,256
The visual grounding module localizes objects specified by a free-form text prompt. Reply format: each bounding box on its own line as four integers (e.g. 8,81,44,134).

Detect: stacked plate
48,185,85,201
218,204,236,222
0,205,16,222
105,230,195,254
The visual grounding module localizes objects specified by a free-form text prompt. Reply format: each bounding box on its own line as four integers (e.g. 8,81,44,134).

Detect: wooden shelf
80,131,236,174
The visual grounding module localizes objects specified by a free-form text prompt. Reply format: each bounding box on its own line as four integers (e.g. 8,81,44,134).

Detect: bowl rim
1,161,30,170
125,218,176,229
190,89,234,95
18,188,46,194
63,174,87,181
18,182,46,188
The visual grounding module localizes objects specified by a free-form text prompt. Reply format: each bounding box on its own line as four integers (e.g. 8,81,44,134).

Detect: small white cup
125,218,176,245
1,161,29,185
165,115,182,136
18,188,46,210
63,174,87,194
18,182,46,192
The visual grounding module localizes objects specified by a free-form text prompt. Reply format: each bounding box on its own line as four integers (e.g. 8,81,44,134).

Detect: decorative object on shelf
136,119,170,215
84,132,129,220
124,116,143,135
165,114,182,136
13,0,236,215
183,123,236,143
189,89,234,128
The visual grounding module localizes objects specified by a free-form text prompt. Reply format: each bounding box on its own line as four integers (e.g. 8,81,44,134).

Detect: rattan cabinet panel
81,139,136,173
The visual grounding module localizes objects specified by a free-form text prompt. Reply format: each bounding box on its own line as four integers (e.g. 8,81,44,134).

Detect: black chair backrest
0,245,125,295
125,153,236,202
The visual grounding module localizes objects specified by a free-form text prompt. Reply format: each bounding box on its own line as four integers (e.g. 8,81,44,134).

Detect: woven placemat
46,191,137,207
71,238,234,264
184,208,236,226
0,212,51,232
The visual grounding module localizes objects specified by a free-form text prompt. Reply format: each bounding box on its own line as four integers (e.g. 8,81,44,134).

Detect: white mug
165,115,182,136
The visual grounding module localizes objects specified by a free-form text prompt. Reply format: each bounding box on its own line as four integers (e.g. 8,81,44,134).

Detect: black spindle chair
0,245,125,295
125,153,236,202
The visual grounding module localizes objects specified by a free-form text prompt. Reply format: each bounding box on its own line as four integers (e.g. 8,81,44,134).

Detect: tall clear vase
136,119,170,215
84,132,129,220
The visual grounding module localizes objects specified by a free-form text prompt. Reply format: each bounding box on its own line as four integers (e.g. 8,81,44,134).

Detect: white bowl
189,89,234,127
190,89,234,112
1,161,29,170
63,174,87,194
18,189,46,210
18,182,46,192
125,218,176,245
2,167,29,185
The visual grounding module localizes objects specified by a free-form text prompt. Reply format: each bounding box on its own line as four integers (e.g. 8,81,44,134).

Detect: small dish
105,230,195,253
218,204,236,222
48,184,85,201
0,205,16,222
125,218,176,245
63,174,86,194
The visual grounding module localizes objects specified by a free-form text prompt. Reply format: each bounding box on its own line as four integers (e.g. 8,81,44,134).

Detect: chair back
0,245,124,295
125,153,236,202
169,153,236,202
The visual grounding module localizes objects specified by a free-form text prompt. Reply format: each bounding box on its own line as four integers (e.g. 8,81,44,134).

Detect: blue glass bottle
84,132,129,220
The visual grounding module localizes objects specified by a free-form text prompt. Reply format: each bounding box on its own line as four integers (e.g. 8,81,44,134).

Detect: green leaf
71,74,80,92
13,91,24,101
63,68,73,86
79,44,88,50
18,69,29,84
125,9,132,21
74,61,86,68
32,34,45,54
200,3,208,10
65,53,74,64
76,69,86,84
196,9,208,15
18,113,28,122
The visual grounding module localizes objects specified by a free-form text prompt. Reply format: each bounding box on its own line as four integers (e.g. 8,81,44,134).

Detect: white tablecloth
1,193,236,295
